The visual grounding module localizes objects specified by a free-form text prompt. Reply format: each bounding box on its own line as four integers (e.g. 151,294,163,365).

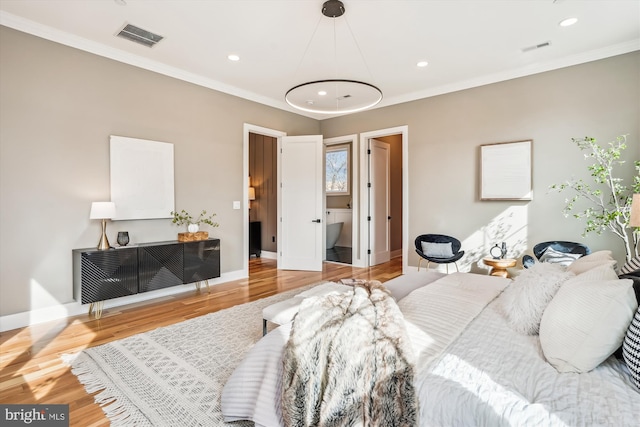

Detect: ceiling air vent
117,23,163,48
521,41,551,53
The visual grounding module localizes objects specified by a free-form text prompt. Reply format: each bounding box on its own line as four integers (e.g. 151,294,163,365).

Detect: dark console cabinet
73,247,138,304
73,239,220,305
184,239,221,283
249,221,261,257
138,243,184,293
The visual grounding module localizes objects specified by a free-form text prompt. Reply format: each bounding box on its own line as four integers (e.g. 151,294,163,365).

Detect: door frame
243,123,286,277
359,126,409,274
244,123,409,276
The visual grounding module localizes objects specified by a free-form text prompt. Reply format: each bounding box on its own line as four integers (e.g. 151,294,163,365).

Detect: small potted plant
170,209,219,241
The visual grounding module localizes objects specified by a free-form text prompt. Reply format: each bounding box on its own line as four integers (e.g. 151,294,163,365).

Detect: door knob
312,219,322,223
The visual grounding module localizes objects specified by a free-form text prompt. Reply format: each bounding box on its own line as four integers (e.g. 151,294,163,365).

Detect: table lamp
631,194,640,228
90,201,116,250
248,176,256,209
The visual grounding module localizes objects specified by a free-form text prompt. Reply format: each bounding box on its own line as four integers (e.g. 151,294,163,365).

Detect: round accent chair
522,241,591,268
415,234,465,273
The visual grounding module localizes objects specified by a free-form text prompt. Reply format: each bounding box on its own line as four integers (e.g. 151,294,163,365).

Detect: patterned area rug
63,282,323,426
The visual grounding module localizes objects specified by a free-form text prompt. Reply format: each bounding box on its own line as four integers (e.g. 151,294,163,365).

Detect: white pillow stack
500,262,574,335
539,263,637,373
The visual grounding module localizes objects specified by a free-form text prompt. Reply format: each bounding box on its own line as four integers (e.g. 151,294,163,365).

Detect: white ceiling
1,0,639,120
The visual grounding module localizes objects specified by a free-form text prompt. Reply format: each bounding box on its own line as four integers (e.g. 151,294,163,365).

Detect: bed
221,252,640,426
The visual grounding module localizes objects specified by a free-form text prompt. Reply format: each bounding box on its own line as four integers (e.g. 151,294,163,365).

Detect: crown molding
2,11,638,122
0,11,307,117
380,39,640,110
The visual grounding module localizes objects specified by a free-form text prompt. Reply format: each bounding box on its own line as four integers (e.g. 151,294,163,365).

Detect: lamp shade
630,194,640,227
248,187,256,201
90,202,116,219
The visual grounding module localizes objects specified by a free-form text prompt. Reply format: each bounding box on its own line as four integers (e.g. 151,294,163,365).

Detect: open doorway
243,124,408,278
358,126,408,274
248,132,279,259
324,135,358,265
243,124,286,277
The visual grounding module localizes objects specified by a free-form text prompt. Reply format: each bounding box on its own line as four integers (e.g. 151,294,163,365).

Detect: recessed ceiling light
559,17,578,27
227,54,240,61
318,90,327,96
417,61,429,68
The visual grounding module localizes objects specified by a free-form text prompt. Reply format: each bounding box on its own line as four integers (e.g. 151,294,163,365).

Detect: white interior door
369,139,390,266
278,135,324,271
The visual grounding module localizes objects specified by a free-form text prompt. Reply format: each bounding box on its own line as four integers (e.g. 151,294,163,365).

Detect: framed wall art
480,140,532,201
110,135,175,220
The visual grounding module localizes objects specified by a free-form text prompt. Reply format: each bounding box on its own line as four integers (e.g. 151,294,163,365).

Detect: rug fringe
62,352,134,425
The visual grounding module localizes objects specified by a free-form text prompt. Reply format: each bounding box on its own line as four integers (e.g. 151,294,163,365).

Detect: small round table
483,257,517,278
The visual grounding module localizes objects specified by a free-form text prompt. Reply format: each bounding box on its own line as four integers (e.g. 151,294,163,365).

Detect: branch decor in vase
170,209,219,242
549,135,640,262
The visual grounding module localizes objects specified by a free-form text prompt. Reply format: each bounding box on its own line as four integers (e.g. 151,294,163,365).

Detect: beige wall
320,51,640,272
1,25,638,320
0,27,319,317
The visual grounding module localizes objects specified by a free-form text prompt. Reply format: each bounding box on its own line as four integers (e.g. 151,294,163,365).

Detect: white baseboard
0,269,246,332
258,251,277,260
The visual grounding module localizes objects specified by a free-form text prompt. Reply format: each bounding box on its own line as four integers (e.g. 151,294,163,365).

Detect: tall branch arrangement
549,135,639,262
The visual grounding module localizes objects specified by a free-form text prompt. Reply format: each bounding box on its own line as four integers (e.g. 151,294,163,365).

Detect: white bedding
221,273,640,426
418,297,640,426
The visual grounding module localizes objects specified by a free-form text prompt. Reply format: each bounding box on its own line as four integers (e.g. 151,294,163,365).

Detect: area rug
63,282,326,426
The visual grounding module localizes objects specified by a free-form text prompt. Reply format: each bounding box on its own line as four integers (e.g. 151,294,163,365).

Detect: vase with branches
549,135,639,262
170,209,219,232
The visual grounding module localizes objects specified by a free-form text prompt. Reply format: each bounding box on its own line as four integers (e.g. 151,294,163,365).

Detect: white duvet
221,273,640,426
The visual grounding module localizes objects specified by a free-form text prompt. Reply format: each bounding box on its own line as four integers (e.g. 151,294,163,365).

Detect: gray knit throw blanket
281,280,417,427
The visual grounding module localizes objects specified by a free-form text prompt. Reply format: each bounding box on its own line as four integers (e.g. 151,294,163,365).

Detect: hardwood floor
0,257,402,426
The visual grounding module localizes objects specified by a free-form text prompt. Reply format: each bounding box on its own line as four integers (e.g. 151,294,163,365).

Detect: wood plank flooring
0,257,402,426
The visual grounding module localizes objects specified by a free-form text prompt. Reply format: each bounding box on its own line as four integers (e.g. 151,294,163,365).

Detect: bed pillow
566,250,616,275
538,246,582,266
499,262,574,335
568,262,620,282
539,267,637,373
620,255,640,275
421,241,453,258
622,307,640,390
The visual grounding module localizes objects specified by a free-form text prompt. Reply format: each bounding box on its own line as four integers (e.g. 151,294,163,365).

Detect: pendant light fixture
285,0,383,115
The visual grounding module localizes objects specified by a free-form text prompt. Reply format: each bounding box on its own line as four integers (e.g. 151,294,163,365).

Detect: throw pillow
570,262,620,282
622,307,640,390
621,255,640,275
539,274,637,373
499,262,574,335
421,241,453,258
614,275,640,360
619,270,640,304
538,246,582,266
567,250,617,275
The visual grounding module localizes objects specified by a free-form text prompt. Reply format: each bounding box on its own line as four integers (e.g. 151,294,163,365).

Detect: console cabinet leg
88,301,104,319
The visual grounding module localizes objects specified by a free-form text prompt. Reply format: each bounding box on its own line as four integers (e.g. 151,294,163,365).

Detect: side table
483,257,517,278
